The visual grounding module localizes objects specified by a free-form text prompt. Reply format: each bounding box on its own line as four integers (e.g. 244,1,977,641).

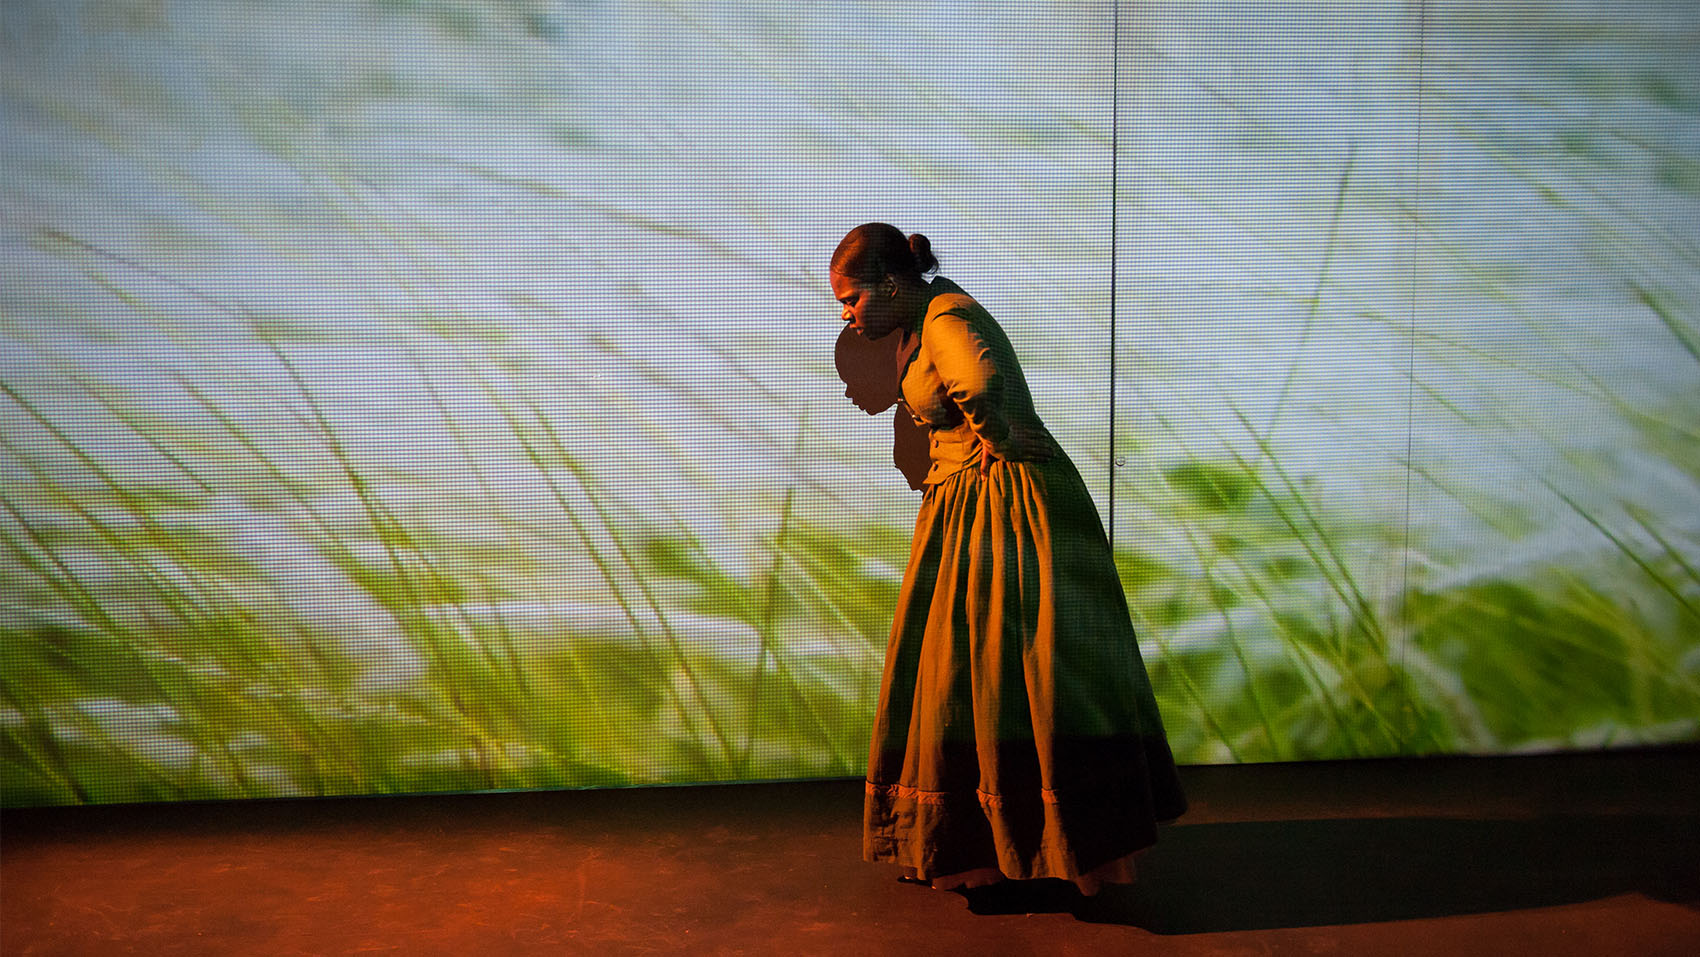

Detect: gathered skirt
863,454,1187,884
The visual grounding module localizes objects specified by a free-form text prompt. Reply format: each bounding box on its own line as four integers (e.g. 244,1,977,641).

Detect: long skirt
863,454,1187,886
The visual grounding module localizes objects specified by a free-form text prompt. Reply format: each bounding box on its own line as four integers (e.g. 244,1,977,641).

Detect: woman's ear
882,275,898,297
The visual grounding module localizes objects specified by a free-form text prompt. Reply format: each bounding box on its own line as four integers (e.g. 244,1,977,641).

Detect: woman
830,223,1186,898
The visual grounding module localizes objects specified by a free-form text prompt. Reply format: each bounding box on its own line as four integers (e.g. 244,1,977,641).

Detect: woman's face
830,271,906,340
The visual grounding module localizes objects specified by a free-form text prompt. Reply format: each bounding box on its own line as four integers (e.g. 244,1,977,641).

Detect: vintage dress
863,278,1187,884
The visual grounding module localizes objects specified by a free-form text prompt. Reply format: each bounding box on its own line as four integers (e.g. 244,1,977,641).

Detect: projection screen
2,0,1696,806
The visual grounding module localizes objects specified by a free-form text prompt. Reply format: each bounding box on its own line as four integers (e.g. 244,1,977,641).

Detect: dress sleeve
926,309,1014,454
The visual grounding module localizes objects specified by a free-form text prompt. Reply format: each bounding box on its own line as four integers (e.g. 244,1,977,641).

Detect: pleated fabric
863,453,1187,884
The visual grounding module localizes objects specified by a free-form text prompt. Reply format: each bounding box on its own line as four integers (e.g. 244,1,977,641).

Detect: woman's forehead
828,270,865,295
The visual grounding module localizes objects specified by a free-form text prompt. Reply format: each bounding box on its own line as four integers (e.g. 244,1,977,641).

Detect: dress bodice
897,278,1060,485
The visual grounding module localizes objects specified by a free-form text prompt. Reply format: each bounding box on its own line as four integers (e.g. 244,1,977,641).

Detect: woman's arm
927,308,1052,469
928,308,1010,453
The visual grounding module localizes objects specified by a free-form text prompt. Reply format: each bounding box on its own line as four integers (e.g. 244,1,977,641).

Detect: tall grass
1,323,898,804
2,0,1698,805
1112,1,1700,762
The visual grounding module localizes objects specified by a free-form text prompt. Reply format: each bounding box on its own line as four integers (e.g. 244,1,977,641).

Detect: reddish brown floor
5,748,1698,956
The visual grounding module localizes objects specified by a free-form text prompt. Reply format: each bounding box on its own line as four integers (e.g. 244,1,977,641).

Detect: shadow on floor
1053,813,1700,933
7,754,1700,953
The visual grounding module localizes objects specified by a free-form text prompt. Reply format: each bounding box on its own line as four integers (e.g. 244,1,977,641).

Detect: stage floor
5,748,1698,955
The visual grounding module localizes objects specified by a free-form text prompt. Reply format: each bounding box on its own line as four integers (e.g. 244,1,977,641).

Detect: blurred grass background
1,0,1697,805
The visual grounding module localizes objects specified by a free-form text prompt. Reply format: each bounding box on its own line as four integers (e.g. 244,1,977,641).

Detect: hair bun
831,222,939,282
907,232,938,276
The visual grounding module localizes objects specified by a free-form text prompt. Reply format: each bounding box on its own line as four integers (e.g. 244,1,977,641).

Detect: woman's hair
830,222,939,282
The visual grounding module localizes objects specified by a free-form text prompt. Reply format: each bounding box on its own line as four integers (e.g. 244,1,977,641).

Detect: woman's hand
977,424,1053,472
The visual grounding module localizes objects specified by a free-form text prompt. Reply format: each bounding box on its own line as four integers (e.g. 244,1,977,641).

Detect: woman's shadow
1054,813,1700,931
836,325,930,492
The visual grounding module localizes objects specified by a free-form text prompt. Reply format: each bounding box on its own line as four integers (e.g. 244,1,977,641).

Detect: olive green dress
863,278,1186,885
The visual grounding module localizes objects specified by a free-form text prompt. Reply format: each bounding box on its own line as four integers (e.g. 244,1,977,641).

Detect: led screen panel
1114,0,1700,762
1,0,1117,804
2,0,1697,806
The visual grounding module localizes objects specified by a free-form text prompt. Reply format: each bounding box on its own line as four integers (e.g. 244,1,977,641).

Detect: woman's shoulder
922,277,989,327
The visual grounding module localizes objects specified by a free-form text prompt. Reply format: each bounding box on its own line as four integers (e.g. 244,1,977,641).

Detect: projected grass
2,1,1698,804
1108,2,1700,763
2,353,898,802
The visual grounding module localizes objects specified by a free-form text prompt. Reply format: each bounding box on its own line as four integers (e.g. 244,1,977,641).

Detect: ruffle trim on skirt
868,780,1075,807
900,849,1144,896
864,769,1176,888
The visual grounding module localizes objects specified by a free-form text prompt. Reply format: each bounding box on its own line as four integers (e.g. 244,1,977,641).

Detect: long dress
862,277,1187,889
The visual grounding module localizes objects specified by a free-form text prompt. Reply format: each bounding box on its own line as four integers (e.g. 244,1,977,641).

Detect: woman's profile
829,222,1186,904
